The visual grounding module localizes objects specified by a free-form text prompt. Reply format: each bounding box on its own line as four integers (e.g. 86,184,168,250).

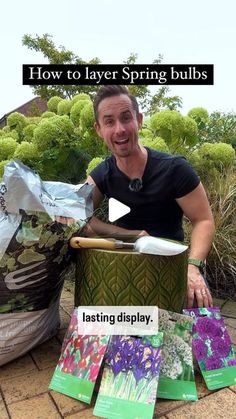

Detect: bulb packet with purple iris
183,307,236,390
93,333,163,419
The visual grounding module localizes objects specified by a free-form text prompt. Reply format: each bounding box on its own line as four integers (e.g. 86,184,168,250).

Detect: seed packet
183,307,236,390
49,308,109,403
93,333,163,419
157,309,197,400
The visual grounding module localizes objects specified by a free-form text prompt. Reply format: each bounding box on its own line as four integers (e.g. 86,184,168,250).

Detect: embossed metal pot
75,248,187,312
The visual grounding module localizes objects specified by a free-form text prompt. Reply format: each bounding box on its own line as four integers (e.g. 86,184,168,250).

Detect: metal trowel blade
134,236,188,256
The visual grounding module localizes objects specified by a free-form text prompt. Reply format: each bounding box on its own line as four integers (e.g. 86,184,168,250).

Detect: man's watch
188,258,205,273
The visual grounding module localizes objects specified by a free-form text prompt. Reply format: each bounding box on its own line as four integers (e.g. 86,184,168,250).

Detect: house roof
13,97,48,115
0,97,48,128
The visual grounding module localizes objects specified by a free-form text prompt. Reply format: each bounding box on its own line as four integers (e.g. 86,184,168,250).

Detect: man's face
95,94,143,158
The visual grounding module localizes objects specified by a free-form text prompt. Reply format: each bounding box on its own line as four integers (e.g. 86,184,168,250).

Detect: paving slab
194,372,212,398
50,390,88,417
224,317,236,346
0,403,9,419
224,317,236,329
213,297,228,308
7,393,61,419
59,307,71,330
30,337,62,370
154,373,211,417
1,367,54,405
64,279,75,294
60,288,74,300
225,324,236,344
66,407,102,418
0,395,9,419
154,399,189,417
56,328,67,345
165,388,236,419
59,298,75,316
230,384,236,393
221,300,236,318
0,354,37,380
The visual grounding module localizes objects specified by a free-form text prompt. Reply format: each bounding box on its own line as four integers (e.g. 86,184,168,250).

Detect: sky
1,0,236,118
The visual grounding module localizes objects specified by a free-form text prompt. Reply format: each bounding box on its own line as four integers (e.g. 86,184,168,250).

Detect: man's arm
83,175,147,237
176,182,215,308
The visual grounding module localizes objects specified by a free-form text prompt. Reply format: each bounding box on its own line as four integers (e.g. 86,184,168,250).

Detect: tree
22,34,182,113
148,86,183,114
204,111,236,147
22,33,101,99
187,108,236,147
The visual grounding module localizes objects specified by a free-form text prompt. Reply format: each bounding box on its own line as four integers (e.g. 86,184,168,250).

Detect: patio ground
0,281,236,419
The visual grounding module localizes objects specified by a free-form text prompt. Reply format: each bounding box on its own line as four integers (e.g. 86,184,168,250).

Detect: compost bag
0,160,93,366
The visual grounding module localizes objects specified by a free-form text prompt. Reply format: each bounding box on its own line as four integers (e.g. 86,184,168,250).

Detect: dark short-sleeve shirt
90,147,200,241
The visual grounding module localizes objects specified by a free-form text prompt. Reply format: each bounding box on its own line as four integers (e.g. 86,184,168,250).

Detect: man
85,85,215,308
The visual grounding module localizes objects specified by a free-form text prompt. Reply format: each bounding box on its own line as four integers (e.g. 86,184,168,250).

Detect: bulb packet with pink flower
183,307,236,390
93,333,163,419
49,308,109,403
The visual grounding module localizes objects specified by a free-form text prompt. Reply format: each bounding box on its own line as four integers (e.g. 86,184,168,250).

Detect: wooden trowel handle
70,237,118,250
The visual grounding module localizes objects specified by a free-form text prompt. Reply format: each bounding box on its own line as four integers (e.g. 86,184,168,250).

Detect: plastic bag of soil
0,160,93,366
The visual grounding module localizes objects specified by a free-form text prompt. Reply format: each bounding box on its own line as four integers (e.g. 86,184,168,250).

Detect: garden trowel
70,236,188,256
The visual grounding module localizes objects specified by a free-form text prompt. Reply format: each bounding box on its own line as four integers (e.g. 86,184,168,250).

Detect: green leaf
17,249,46,264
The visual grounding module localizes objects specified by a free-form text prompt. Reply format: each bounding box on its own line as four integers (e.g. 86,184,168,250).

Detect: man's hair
93,85,139,123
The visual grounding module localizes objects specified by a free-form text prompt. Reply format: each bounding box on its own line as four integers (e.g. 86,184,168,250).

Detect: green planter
75,248,187,312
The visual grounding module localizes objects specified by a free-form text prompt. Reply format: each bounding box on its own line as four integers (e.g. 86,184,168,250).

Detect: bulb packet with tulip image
183,307,236,390
49,308,109,403
156,309,198,401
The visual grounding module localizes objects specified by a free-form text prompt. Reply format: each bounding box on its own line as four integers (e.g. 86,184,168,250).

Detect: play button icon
108,198,131,222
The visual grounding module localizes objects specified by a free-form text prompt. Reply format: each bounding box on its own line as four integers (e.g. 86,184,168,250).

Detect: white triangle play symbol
108,198,131,222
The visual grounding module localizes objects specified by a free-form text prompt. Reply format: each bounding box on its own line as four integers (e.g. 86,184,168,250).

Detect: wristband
188,258,205,273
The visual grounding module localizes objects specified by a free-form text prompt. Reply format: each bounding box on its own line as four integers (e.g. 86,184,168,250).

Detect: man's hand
136,230,149,237
187,264,213,308
55,216,78,225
